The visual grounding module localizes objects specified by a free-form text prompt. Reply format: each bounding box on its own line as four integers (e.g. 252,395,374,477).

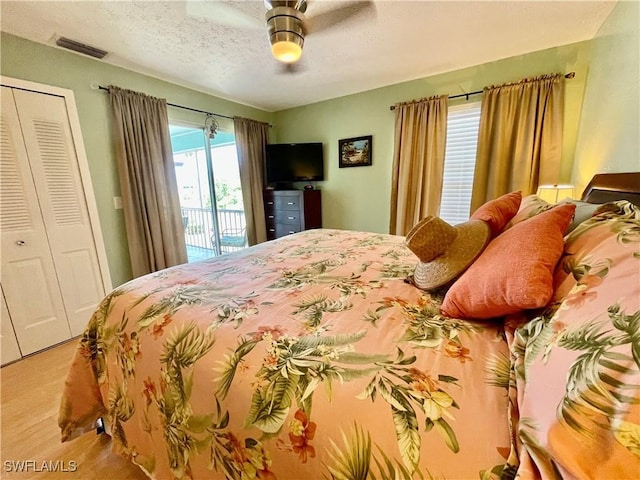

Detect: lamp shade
536,184,575,203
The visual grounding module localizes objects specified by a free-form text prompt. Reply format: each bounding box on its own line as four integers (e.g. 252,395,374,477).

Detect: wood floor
0,339,148,479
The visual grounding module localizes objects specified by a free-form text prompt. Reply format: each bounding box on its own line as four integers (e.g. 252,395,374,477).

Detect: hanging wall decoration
339,135,372,168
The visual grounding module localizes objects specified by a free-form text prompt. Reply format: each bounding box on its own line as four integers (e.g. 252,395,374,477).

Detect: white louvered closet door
1,285,21,365
0,87,73,355
12,89,106,337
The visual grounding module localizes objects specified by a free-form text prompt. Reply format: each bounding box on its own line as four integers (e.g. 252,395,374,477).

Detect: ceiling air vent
55,37,108,59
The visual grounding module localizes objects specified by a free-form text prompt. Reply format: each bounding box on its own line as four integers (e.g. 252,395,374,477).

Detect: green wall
273,41,593,234
1,32,275,287
572,0,640,194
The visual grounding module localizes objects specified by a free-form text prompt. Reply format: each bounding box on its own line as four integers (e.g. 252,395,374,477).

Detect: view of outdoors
170,125,246,262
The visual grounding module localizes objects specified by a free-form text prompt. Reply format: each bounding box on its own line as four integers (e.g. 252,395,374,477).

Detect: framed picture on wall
339,135,372,168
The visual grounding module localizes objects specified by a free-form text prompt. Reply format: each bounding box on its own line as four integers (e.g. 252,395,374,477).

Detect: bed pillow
441,203,576,319
507,194,553,227
470,191,522,237
509,195,602,234
511,200,640,477
564,199,600,233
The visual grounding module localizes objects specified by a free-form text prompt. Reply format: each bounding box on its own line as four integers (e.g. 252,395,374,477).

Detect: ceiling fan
266,0,308,63
266,0,375,64
189,0,375,65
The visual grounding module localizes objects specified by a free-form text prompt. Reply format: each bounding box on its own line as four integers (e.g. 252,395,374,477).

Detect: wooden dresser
264,190,322,240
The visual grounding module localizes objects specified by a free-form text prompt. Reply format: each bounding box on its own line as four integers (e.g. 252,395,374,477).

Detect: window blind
439,101,481,225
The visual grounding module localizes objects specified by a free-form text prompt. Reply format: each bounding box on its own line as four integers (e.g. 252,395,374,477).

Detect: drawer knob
268,215,274,219
287,202,295,205
287,216,295,220
288,231,295,234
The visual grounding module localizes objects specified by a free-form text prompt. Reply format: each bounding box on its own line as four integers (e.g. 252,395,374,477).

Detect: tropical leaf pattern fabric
59,229,512,479
509,201,640,478
59,200,640,480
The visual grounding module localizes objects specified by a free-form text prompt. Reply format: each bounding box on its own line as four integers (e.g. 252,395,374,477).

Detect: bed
59,173,640,479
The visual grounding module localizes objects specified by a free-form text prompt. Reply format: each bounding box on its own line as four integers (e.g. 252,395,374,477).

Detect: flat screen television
265,143,324,185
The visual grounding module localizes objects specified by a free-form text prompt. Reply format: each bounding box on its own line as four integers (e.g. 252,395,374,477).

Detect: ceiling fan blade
265,1,307,13
306,1,375,34
185,0,263,29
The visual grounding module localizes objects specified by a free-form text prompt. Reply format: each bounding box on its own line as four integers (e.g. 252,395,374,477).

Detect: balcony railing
181,206,246,256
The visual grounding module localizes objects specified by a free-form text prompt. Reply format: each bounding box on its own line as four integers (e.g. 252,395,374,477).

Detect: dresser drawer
265,212,276,225
275,224,301,237
279,212,301,226
265,205,300,227
264,198,276,212
275,195,301,211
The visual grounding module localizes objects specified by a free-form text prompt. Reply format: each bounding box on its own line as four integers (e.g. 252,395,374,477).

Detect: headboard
581,172,640,206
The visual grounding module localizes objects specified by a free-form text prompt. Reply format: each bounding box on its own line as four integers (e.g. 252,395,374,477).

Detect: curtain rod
97,85,234,121
389,71,575,111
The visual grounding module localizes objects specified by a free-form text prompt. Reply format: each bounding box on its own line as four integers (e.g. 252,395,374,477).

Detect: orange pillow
441,203,576,319
470,191,522,237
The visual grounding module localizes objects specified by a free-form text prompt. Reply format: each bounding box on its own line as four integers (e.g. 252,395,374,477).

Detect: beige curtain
233,116,268,245
389,95,448,235
471,74,564,211
108,86,187,278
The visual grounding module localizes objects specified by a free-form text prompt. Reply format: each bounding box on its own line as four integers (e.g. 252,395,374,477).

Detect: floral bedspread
59,229,513,480
507,201,640,478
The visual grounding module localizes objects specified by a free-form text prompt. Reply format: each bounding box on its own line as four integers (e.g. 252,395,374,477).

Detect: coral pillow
441,203,576,319
470,191,522,237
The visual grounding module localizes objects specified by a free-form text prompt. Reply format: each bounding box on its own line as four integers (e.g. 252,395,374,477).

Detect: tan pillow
441,203,576,319
507,194,553,227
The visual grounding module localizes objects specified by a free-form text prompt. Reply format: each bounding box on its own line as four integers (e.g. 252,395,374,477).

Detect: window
439,101,481,225
170,125,247,262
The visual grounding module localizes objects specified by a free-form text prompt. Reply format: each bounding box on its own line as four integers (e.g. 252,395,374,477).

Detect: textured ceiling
0,0,617,111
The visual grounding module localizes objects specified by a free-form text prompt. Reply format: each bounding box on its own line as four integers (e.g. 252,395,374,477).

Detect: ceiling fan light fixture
271,33,303,63
266,5,306,63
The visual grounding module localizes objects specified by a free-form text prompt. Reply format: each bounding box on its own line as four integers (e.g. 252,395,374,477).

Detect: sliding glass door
170,124,247,262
